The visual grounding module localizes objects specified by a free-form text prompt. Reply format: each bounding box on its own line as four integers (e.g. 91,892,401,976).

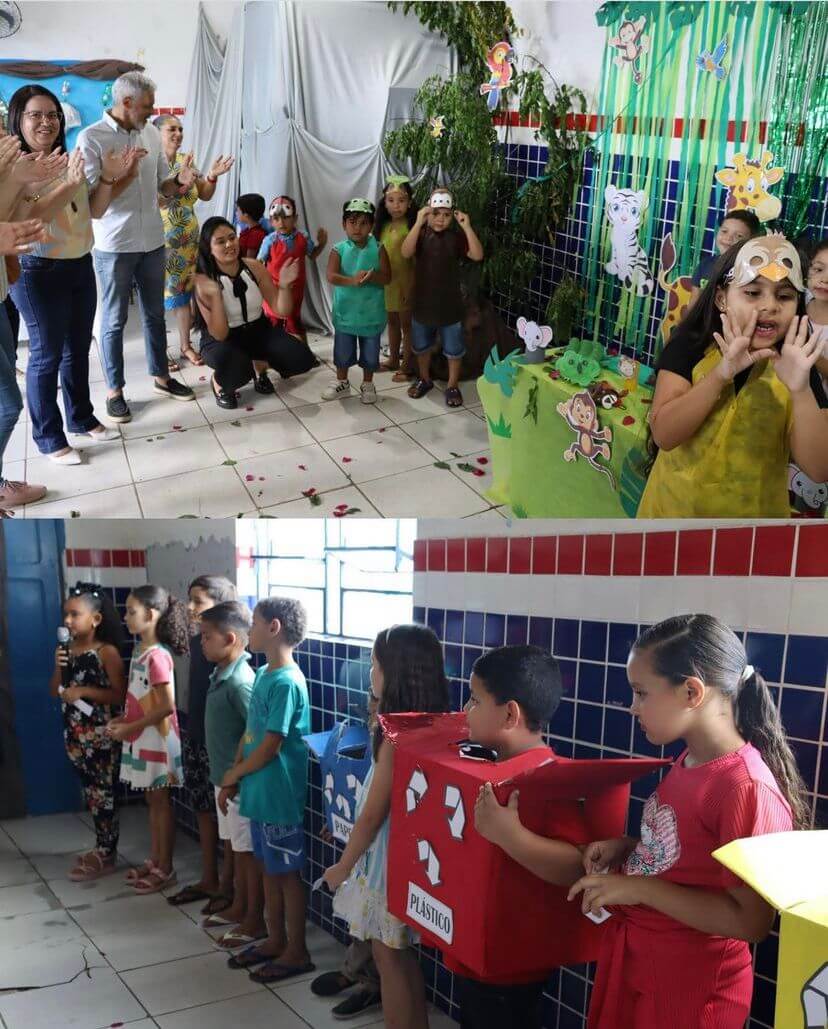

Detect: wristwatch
100,176,118,186
24,193,41,203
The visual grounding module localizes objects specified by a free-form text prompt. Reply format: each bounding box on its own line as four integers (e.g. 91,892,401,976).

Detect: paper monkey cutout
429,115,446,139
714,152,784,222
696,38,728,80
480,41,515,112
605,186,654,296
557,391,617,489
657,232,695,345
517,316,553,364
608,17,649,85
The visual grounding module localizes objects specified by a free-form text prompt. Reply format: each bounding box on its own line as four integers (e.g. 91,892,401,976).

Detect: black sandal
407,378,434,400
227,945,272,970
445,386,464,408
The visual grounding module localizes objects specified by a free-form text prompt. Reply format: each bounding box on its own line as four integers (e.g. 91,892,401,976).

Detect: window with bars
236,520,416,642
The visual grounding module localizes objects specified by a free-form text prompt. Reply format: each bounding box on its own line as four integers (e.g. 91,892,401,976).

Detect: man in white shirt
79,71,195,422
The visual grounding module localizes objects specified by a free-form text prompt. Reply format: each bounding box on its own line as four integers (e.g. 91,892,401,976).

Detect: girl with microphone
50,582,127,881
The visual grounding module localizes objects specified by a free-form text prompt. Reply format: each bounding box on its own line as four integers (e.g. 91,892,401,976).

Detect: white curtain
183,3,245,224
239,1,455,333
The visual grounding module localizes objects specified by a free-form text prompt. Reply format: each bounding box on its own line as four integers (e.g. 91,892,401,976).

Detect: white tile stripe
414,572,828,637
61,566,148,589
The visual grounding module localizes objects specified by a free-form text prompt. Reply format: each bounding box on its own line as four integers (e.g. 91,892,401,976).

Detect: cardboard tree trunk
304,722,372,843
713,830,828,1029
382,712,670,981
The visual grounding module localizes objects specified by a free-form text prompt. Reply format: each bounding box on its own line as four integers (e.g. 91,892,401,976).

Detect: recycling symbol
347,773,364,805
323,772,334,806
444,785,465,840
417,839,441,886
802,962,828,1028
335,793,352,821
406,768,428,813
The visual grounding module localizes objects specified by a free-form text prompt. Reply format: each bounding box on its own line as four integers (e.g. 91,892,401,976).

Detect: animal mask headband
345,198,375,215
269,197,295,218
726,232,805,292
386,175,410,189
430,190,453,210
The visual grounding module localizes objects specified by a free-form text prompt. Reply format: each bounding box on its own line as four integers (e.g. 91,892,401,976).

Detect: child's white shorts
214,786,253,852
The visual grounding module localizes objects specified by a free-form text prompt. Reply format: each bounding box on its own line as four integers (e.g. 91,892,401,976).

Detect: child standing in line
463,646,584,1029
374,176,417,381
324,624,451,1029
51,582,126,882
168,576,239,914
236,194,268,258
199,601,264,949
805,237,828,381
257,194,327,344
220,597,314,984
401,188,483,408
323,198,391,405
639,234,828,517
565,614,805,1029
106,585,189,895
688,209,761,303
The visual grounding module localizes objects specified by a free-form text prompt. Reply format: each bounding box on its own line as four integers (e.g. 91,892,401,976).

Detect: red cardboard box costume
382,712,669,982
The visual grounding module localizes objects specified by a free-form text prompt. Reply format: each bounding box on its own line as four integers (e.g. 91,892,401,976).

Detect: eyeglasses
24,111,61,124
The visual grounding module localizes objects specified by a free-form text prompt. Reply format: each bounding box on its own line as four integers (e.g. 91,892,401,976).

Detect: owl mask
269,197,295,218
429,190,454,210
727,232,804,292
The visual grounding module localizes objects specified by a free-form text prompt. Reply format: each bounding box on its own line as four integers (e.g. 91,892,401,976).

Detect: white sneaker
47,448,83,465
74,426,119,442
360,382,377,404
322,380,352,401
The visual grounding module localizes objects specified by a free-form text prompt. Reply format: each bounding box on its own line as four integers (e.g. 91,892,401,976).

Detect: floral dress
332,761,418,949
119,644,183,790
63,648,121,856
159,152,201,311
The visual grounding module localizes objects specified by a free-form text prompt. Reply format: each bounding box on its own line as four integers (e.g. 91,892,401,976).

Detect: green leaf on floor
433,461,451,470
512,503,529,519
309,493,323,507
222,459,237,466
456,462,475,473
70,510,81,518
487,413,512,438
230,420,242,427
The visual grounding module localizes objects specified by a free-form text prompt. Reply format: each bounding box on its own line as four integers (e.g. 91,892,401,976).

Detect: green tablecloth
478,352,655,518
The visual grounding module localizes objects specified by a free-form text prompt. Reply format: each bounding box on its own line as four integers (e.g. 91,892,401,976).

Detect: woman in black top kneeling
194,217,318,408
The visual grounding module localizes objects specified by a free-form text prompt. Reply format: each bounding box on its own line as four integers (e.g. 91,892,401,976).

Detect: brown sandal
125,859,154,883
69,850,117,882
133,866,177,895
180,345,204,366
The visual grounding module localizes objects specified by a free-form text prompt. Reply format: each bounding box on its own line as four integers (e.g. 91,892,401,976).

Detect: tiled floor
9,311,509,520
0,808,458,1029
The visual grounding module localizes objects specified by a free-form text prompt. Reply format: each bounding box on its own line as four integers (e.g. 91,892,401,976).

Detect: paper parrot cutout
428,115,446,139
479,41,515,112
696,37,728,79
304,722,371,843
714,152,784,222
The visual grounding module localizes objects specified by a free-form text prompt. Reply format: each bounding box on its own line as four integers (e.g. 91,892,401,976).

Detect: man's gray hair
112,71,157,105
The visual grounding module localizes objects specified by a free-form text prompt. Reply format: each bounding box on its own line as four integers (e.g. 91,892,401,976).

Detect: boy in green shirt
200,601,262,948
219,597,313,983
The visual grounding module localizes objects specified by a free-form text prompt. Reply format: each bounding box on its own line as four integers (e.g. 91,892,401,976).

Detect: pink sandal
69,850,118,882
132,865,177,895
125,859,154,883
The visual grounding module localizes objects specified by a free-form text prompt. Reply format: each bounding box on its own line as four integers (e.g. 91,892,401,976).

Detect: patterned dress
332,761,418,949
63,648,122,856
159,153,201,311
120,644,183,790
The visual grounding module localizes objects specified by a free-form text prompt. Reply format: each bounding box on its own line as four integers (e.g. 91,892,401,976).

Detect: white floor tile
236,443,350,508
0,966,146,1029
0,880,63,917
359,464,490,518
1,813,95,854
80,907,216,973
448,449,494,497
291,396,394,442
0,856,39,887
0,907,84,951
69,890,175,937
373,383,461,424
119,397,208,440
46,870,148,910
25,484,142,519
274,979,383,1028
5,421,27,461
402,409,490,461
198,385,290,425
155,991,310,1029
320,426,432,484
121,951,265,1015
277,366,346,409
0,937,109,991
24,440,132,499
136,465,255,519
259,485,380,518
125,425,227,484
1,458,27,484
211,408,314,460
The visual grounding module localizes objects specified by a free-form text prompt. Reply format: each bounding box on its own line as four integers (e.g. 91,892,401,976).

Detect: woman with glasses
154,115,234,370
7,85,132,466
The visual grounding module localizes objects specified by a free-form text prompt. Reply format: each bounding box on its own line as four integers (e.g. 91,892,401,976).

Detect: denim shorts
411,318,465,359
251,820,305,875
333,331,381,371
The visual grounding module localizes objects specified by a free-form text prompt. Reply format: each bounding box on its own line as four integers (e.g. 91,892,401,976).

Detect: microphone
56,627,94,716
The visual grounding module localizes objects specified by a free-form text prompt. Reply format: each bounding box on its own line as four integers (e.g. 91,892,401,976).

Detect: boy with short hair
458,645,584,1029
236,194,268,257
199,601,263,948
689,209,761,300
219,596,314,983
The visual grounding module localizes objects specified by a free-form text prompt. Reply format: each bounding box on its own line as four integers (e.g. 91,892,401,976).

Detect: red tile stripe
66,548,145,568
413,525,825,577
492,110,778,144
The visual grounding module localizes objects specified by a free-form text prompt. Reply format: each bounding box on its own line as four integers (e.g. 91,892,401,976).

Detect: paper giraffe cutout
657,232,695,344
556,391,617,490
608,17,649,85
605,186,654,296
714,152,784,222
696,38,728,79
479,41,515,112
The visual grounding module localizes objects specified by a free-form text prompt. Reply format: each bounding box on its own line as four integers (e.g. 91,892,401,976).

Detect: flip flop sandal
392,369,413,382
167,883,213,906
167,355,181,373
407,378,434,399
69,851,118,882
201,893,234,916
125,859,154,883
445,387,464,408
132,866,177,895
203,913,237,928
216,928,266,950
249,960,316,984
227,945,273,970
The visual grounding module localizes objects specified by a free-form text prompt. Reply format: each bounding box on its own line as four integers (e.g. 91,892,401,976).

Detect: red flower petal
172,424,182,431
342,457,353,463
476,456,489,465
472,468,485,477
298,464,308,470
334,503,349,511
245,406,254,411
259,476,265,481
198,375,206,382
302,487,317,497
245,474,255,482
333,510,346,517
622,415,635,426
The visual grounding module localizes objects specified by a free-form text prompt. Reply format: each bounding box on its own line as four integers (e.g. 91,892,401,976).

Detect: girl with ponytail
568,613,805,1029
106,584,189,894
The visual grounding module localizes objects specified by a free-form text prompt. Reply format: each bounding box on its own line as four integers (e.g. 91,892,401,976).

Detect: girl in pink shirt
569,613,807,1029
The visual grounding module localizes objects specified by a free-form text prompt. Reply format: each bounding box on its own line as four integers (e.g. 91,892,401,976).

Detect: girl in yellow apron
639,234,828,518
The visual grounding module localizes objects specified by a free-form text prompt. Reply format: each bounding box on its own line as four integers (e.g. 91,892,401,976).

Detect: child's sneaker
360,382,377,405
322,380,352,401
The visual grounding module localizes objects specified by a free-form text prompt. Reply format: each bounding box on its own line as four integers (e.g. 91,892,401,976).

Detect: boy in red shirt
236,194,268,258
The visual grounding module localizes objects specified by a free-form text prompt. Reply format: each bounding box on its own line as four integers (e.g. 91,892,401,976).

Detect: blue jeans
333,330,381,371
411,318,466,359
0,303,23,483
12,254,99,455
93,247,168,391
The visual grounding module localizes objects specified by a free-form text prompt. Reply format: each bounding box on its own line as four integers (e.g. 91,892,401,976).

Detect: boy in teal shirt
218,596,313,983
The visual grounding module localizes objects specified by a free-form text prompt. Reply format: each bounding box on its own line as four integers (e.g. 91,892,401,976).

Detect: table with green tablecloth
477,351,655,518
